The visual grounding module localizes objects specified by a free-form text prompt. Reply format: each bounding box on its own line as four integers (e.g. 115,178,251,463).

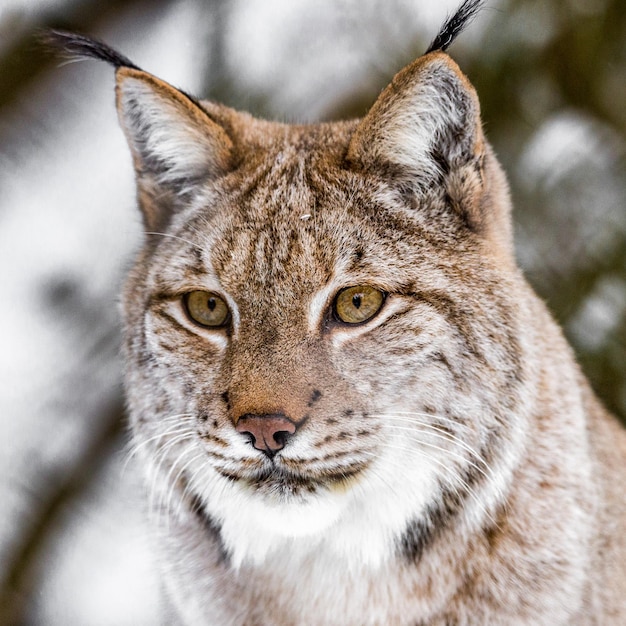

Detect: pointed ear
115,67,233,231
348,52,483,184
347,52,495,235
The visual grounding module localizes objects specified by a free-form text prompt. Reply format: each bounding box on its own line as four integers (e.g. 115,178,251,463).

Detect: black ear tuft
40,29,141,71
425,0,485,54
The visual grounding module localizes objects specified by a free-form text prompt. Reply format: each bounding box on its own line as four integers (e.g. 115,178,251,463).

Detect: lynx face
115,52,534,566
47,4,626,622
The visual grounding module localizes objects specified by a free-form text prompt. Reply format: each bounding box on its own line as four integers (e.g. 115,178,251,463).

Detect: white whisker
383,423,494,484
145,231,201,249
165,451,208,528
125,421,193,468
377,440,498,527
374,411,500,482
147,429,200,524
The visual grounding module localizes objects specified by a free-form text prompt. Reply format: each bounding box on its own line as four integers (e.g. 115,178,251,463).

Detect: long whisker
124,414,195,480
148,431,199,523
145,231,201,249
383,410,470,424
363,450,469,532
125,420,194,468
358,434,497,529
164,451,207,529
358,450,411,502
383,423,495,485
378,412,499,481
152,444,188,529
376,440,498,527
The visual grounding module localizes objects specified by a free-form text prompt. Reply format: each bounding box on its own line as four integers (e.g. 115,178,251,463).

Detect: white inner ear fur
117,75,229,190
381,79,464,181
349,55,480,186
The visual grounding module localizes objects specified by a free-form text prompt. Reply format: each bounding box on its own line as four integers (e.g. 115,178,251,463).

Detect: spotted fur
50,3,626,624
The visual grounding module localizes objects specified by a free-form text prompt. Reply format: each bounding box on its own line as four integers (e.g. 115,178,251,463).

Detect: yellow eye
183,291,230,328
334,286,385,324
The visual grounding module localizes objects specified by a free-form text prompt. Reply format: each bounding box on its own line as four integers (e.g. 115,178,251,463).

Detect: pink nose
235,414,297,457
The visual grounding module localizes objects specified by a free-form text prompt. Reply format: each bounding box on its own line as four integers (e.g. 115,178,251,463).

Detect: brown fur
107,38,626,626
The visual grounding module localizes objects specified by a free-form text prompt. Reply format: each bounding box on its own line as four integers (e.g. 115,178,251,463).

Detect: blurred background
0,0,624,623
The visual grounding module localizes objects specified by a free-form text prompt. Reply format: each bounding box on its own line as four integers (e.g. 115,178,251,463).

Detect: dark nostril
235,414,298,456
272,430,290,448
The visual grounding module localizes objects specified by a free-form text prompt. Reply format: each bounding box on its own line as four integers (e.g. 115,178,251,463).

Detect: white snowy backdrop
0,0,624,623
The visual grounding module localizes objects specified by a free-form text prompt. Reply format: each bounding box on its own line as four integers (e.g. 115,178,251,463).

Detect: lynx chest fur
50,1,626,624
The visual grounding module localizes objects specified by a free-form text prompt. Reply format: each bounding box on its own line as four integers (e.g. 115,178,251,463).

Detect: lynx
49,1,626,623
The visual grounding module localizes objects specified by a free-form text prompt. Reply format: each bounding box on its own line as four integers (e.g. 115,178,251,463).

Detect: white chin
214,484,348,567
253,493,344,537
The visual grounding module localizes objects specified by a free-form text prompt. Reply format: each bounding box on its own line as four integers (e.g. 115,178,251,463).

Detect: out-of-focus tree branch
0,400,124,625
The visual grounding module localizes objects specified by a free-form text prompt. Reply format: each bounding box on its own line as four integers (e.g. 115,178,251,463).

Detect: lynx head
47,0,533,568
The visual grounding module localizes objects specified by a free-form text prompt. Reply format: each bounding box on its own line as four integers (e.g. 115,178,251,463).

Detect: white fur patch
191,416,442,571
382,79,463,181
118,76,224,192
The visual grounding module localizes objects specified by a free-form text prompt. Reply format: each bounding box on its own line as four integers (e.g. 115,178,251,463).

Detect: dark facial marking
308,389,322,407
186,494,230,565
220,390,231,411
398,453,486,562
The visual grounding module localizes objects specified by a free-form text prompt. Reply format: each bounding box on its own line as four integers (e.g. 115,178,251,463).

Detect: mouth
215,459,369,499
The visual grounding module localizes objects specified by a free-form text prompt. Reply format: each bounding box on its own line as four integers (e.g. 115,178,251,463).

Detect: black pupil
352,294,362,309
207,298,216,311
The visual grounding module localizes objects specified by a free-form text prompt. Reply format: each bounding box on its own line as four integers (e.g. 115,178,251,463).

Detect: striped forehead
152,149,424,307
208,160,338,303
